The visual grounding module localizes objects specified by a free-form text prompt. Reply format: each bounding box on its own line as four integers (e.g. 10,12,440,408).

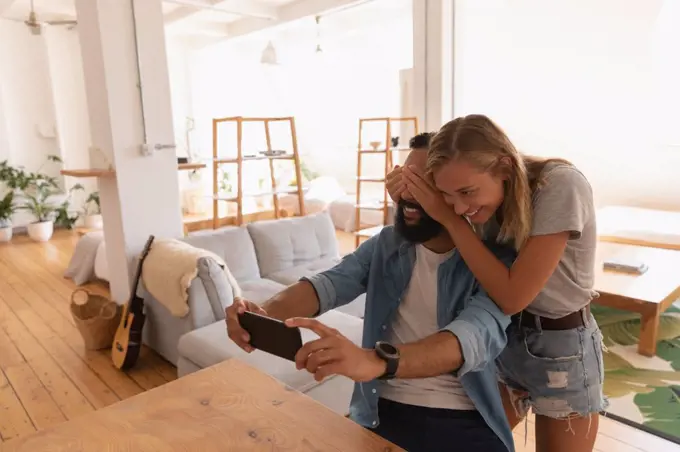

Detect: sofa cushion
184,226,260,282
239,279,286,304
267,257,341,286
177,310,364,392
247,211,339,279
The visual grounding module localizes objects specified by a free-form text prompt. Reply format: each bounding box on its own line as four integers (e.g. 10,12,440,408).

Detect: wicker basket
70,289,122,350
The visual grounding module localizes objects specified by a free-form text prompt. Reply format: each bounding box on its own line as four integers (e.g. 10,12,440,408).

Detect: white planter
84,214,103,229
27,221,54,242
0,226,12,242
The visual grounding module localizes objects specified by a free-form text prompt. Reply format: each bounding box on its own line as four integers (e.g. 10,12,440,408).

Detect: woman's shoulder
536,161,593,196
543,160,590,181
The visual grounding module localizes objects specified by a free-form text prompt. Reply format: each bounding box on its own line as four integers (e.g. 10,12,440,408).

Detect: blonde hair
426,114,570,250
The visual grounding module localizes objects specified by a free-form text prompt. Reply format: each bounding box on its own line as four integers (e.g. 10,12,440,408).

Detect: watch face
378,341,398,357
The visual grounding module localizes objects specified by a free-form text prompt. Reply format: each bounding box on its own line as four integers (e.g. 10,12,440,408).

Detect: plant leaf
633,386,680,437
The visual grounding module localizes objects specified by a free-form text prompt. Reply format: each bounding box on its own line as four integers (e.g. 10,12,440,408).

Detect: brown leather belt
512,304,590,331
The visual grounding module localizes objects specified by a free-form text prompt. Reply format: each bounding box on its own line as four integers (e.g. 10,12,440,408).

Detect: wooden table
597,205,680,250
594,242,680,356
0,359,401,452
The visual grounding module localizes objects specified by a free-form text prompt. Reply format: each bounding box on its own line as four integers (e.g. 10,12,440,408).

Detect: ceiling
0,0,375,41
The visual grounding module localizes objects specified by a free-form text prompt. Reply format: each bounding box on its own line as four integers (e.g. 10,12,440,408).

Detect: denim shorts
496,310,608,419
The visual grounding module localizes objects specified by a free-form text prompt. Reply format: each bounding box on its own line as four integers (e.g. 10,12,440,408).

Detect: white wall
0,19,60,173
0,85,10,162
44,26,94,209
454,0,680,210
166,35,195,159
0,19,63,226
0,19,94,225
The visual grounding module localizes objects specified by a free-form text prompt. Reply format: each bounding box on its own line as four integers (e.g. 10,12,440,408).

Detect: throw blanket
141,238,241,317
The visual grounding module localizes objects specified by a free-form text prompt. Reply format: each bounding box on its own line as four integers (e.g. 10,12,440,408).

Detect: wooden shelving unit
211,116,306,228
354,116,418,247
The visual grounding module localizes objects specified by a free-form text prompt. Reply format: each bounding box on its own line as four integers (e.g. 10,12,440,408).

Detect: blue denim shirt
302,226,517,452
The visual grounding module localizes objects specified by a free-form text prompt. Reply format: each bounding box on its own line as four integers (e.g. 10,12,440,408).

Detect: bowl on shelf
369,141,381,151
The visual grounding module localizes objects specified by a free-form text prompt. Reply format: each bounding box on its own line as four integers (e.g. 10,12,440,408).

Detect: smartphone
603,256,649,275
238,311,303,361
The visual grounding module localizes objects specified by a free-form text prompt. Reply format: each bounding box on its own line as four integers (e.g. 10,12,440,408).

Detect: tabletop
594,242,680,306
0,358,401,452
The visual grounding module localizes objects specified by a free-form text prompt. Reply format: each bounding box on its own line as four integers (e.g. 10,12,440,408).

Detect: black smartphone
238,311,303,361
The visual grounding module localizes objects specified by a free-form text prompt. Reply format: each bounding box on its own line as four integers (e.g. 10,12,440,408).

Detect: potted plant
20,181,59,242
54,184,85,230
83,191,102,229
0,191,16,242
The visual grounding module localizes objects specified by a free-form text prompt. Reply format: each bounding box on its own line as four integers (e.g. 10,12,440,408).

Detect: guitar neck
128,236,155,305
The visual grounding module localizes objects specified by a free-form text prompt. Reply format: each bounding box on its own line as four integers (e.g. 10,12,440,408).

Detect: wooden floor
0,230,678,451
0,231,177,444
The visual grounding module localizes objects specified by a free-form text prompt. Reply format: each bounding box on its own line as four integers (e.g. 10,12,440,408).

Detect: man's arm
393,245,514,378
261,281,319,321
288,291,509,382
392,290,510,379
262,234,378,320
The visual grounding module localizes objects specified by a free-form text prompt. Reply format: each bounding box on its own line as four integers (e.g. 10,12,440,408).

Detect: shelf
214,155,295,164
359,117,418,122
356,177,385,182
178,163,206,171
60,169,115,178
356,202,393,211
359,148,411,154
214,187,303,202
355,225,384,237
214,116,292,123
62,163,207,178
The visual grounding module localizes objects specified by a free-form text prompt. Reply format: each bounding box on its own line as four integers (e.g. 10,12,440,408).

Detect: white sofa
142,211,365,415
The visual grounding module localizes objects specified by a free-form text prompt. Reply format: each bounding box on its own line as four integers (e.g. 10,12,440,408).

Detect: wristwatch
375,341,400,380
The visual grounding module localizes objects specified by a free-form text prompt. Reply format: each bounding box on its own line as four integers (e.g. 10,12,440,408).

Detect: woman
387,115,606,452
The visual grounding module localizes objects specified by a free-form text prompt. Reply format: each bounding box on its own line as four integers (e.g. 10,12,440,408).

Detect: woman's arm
403,165,591,315
439,216,568,314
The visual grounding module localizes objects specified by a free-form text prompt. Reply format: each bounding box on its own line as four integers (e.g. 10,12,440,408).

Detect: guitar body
111,235,155,370
112,303,146,370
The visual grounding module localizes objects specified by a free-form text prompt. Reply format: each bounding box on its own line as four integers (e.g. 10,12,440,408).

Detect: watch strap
375,341,399,380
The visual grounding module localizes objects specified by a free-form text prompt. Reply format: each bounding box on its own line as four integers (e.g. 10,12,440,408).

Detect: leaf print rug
593,304,680,445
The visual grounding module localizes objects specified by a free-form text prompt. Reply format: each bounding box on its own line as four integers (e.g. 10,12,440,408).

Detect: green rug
593,304,680,444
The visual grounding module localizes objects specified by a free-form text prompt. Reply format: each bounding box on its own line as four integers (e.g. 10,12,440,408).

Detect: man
225,133,517,452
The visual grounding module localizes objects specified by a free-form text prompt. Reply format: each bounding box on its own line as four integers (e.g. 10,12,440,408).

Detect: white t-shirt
380,244,476,411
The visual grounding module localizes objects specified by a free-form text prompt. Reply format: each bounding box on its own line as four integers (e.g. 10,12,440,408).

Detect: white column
75,0,183,303
412,0,455,133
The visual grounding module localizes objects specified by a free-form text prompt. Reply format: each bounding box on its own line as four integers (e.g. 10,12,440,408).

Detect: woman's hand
402,166,456,225
385,165,406,203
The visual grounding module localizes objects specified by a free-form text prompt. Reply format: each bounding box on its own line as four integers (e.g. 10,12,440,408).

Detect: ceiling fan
23,0,78,35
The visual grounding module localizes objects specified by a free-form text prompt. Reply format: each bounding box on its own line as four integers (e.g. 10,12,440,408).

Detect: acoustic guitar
112,235,155,370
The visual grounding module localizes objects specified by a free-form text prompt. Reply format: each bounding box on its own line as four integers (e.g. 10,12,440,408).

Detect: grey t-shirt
526,162,598,318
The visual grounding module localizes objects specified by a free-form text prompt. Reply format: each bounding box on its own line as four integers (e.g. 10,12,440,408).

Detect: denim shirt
302,226,517,452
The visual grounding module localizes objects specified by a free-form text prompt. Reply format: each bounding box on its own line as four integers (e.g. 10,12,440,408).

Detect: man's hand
225,298,267,353
285,317,386,383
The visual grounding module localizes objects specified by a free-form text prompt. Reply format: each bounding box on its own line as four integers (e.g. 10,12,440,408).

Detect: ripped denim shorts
496,309,608,419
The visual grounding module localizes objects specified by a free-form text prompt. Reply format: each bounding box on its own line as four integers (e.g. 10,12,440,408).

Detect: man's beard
394,200,443,243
